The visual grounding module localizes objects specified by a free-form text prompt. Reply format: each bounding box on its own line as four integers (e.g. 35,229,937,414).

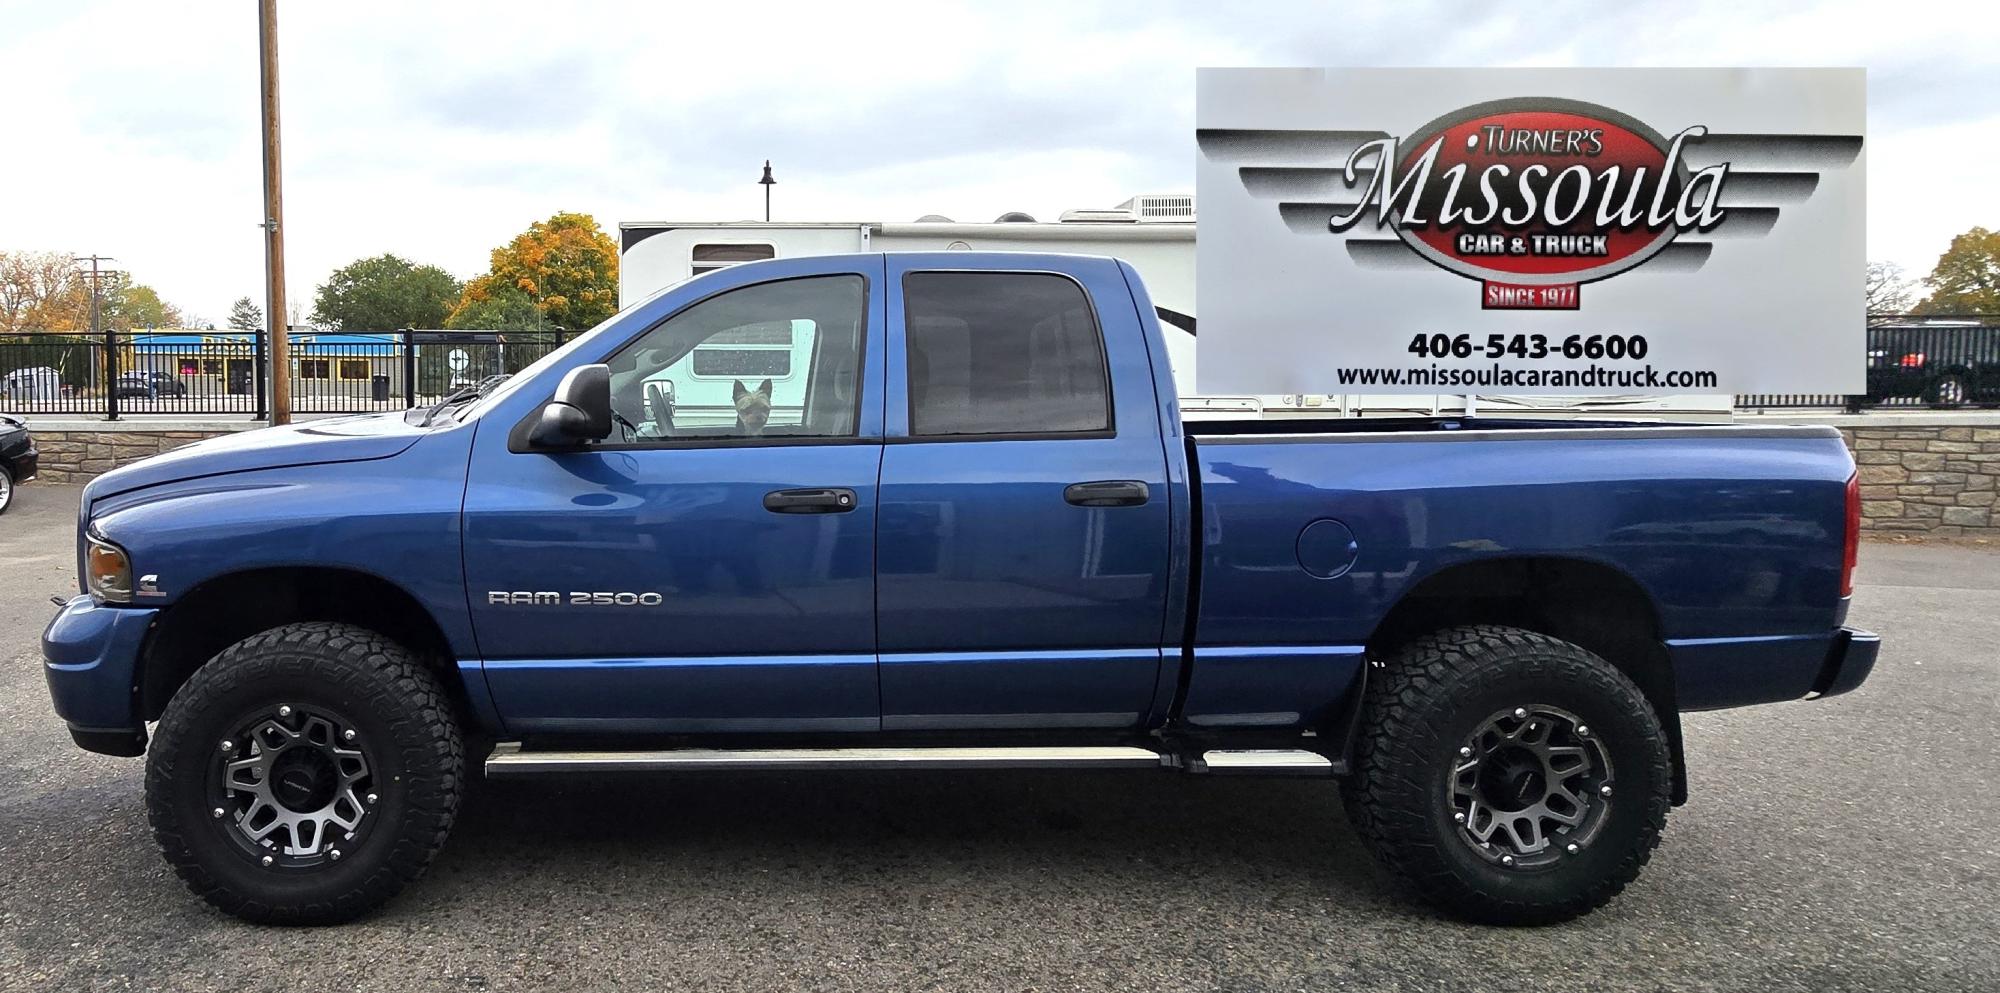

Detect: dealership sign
1196,69,1866,395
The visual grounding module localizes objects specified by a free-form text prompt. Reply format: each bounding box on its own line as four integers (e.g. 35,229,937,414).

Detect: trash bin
371,375,390,402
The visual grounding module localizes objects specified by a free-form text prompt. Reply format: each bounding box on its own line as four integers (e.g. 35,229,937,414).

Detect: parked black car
0,413,36,514
112,371,189,399
1864,323,2000,406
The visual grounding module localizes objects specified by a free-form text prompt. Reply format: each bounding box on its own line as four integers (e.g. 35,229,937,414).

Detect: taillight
1841,472,1859,597
1900,352,1927,368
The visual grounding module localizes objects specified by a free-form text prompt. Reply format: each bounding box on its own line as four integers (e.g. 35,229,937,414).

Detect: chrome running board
484,742,1169,776
1198,749,1336,775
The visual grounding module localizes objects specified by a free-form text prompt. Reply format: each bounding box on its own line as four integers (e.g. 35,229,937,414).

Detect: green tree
310,254,461,332
1913,227,2000,316
443,283,549,331
227,296,264,331
108,283,185,329
450,211,619,330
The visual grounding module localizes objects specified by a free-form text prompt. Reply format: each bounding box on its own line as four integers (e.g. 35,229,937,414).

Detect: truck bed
1173,418,1855,732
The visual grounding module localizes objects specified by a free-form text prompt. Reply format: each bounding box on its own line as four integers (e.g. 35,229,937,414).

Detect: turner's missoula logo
1330,98,1726,309
1200,95,1861,315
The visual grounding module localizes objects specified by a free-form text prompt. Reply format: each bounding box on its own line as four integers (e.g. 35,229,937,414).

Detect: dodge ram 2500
42,252,1877,925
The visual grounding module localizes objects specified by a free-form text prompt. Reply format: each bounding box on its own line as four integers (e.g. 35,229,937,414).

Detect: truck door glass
902,272,1111,437
606,275,866,441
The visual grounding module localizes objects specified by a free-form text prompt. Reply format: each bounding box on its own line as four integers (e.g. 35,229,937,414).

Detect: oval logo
1328,98,1729,304
1397,101,1684,284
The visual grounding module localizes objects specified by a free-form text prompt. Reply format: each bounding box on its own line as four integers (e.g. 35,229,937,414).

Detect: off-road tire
1342,625,1672,925
146,622,464,925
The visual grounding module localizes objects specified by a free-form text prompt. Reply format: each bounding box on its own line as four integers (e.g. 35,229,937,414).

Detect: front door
874,258,1174,730
464,261,887,734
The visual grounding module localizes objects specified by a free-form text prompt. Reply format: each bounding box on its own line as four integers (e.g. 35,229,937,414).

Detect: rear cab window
901,272,1112,438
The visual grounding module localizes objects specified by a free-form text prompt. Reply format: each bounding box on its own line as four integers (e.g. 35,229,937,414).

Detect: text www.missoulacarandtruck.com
1336,363,1721,389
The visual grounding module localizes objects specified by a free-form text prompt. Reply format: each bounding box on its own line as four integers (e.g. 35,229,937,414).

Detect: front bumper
43,594,157,756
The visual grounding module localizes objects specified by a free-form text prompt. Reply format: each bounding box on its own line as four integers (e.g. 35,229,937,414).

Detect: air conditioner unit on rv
1115,194,1195,222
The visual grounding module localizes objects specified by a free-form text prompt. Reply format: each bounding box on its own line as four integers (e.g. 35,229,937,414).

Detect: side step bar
1198,749,1337,776
485,743,1338,777
485,743,1168,776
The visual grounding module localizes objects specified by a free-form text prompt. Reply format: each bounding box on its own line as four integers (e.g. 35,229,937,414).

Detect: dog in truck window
732,378,773,435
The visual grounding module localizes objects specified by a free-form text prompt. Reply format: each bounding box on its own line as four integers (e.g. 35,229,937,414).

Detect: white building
618,196,1729,420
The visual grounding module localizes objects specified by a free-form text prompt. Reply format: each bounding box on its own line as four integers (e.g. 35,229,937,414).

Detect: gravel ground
2,481,1995,992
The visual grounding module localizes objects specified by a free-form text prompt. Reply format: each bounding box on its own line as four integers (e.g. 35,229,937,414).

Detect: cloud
0,0,1992,322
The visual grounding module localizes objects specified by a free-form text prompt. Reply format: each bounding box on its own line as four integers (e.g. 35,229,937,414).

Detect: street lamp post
759,160,776,222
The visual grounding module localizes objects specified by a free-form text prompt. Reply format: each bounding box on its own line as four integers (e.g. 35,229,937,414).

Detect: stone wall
30,427,248,484
1842,424,2000,537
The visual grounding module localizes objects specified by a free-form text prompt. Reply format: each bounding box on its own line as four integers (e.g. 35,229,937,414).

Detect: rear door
874,256,1174,730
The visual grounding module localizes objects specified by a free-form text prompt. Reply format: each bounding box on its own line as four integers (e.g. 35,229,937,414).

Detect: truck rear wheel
1342,625,1671,925
145,622,464,924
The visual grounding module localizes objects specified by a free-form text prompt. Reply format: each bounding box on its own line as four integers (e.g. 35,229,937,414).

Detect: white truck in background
616,196,1733,421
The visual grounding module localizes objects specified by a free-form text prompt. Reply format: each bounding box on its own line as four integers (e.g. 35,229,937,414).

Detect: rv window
692,243,776,276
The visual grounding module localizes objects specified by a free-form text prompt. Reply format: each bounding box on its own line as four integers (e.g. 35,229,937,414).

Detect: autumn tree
0,250,90,333
227,297,264,331
1913,227,2000,316
450,212,619,331
310,254,461,332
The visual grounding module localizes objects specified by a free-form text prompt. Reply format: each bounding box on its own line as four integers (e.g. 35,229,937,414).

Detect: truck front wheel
1343,625,1672,925
145,622,464,924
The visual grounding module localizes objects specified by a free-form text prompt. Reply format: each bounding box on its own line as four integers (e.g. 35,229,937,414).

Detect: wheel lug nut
365,793,378,805
1576,725,1591,737
329,849,342,862
1513,708,1527,719
219,739,234,753
1459,746,1473,758
1500,854,1515,866
1599,785,1613,797
1453,812,1466,824
1566,842,1580,854
277,705,292,717
212,807,225,819
343,729,356,741
260,855,274,867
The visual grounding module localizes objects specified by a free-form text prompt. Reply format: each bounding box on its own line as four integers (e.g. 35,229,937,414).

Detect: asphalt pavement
1,481,1995,992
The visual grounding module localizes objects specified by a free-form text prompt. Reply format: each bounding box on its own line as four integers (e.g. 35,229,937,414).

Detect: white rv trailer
617,197,1731,420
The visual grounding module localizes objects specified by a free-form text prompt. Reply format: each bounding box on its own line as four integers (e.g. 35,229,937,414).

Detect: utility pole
74,255,122,420
759,160,776,222
258,0,292,425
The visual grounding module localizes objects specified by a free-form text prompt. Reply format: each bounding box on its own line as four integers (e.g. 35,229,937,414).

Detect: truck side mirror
528,364,613,449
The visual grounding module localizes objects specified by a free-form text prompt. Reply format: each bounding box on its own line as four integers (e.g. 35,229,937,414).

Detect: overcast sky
2,0,1994,325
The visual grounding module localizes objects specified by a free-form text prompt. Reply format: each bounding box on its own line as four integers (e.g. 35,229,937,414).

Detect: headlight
85,532,133,603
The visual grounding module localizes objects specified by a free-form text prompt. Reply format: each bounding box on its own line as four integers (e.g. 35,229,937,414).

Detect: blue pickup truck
42,252,1877,926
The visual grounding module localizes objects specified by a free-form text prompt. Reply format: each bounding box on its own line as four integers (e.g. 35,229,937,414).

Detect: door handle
1064,480,1150,508
764,487,858,514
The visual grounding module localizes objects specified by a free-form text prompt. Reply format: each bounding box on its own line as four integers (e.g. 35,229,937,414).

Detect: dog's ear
732,379,748,401
756,378,773,398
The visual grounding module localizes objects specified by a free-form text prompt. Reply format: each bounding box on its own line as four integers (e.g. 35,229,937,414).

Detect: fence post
253,328,268,421
402,328,417,408
103,322,119,421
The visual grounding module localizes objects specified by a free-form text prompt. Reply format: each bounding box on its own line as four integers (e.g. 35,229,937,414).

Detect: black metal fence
6,319,1998,419
1733,318,2000,411
0,329,577,419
